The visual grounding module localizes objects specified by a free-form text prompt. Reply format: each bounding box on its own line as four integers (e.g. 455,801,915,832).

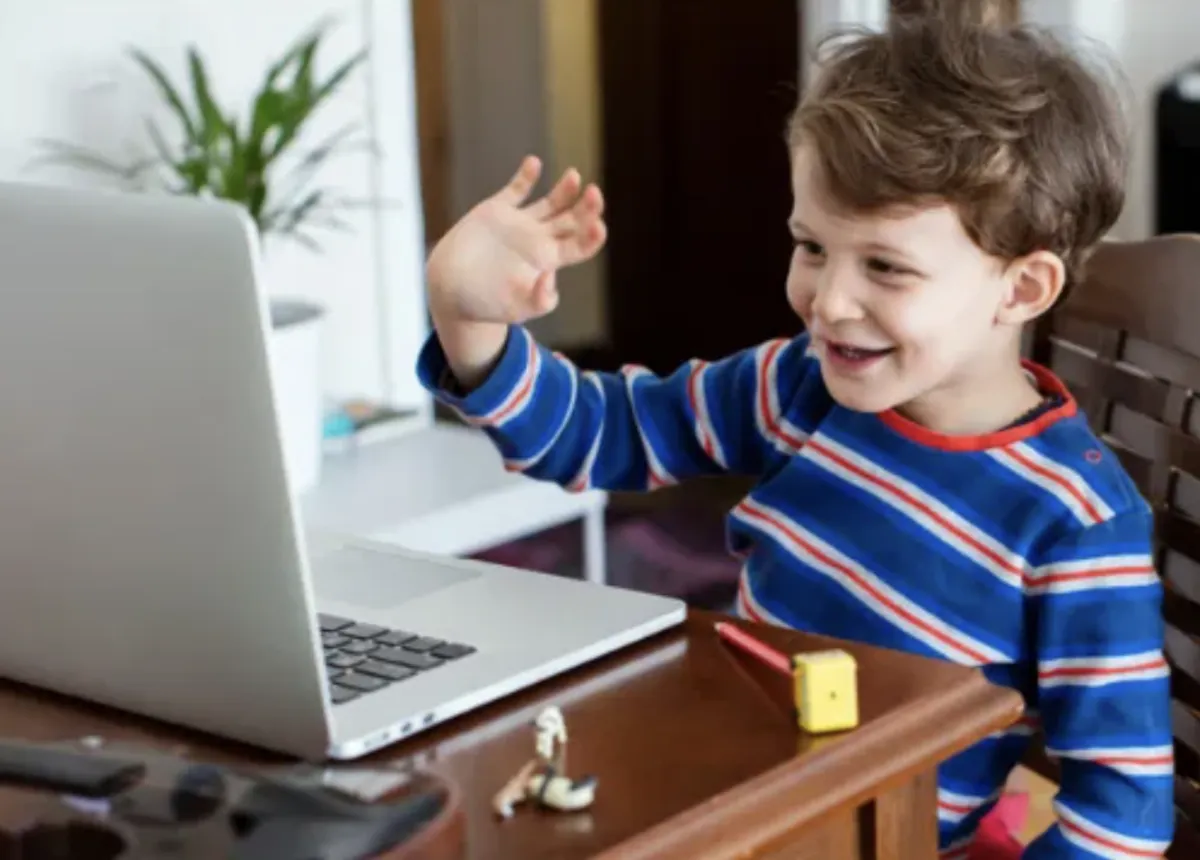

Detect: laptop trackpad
312,545,480,608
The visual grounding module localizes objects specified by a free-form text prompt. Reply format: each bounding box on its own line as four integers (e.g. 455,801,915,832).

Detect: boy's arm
1023,508,1176,858
416,324,816,491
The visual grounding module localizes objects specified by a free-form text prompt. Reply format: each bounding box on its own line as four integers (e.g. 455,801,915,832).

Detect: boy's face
785,144,1023,420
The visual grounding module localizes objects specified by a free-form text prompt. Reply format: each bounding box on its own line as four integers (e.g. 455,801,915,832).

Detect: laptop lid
0,181,332,758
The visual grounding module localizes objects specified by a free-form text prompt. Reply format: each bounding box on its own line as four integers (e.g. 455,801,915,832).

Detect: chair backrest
1029,236,1200,857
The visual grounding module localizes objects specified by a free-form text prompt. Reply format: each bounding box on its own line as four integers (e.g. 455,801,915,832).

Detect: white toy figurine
492,706,598,819
534,707,567,764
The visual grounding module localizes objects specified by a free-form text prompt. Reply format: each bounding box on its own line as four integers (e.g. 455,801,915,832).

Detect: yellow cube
791,649,859,734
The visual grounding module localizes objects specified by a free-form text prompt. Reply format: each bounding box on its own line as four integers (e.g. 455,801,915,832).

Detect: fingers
497,155,542,205
556,219,607,267
546,183,604,236
519,224,601,322
515,181,605,272
525,168,581,220
532,183,605,268
505,175,605,310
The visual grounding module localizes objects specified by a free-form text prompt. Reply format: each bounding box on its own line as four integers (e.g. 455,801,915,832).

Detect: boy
416,15,1174,859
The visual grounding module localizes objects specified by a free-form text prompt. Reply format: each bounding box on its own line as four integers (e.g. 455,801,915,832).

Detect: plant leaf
265,123,365,210
311,49,367,110
25,139,159,183
289,231,323,252
128,48,200,146
186,47,229,150
40,20,371,252
265,188,324,233
268,49,367,162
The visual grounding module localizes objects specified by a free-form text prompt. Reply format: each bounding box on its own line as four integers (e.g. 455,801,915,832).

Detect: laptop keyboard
318,613,476,706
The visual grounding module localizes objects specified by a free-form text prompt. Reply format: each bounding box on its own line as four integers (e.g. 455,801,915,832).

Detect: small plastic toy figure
492,706,598,819
493,759,538,820
534,706,567,766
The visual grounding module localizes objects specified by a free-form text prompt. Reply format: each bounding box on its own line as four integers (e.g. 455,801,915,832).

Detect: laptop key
402,636,444,653
318,614,354,632
377,630,416,647
432,643,475,660
336,672,389,693
327,653,364,670
342,623,389,639
358,659,417,682
316,614,472,700
374,647,442,671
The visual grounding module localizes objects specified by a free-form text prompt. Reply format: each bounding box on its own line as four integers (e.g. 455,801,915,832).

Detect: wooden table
0,610,1023,859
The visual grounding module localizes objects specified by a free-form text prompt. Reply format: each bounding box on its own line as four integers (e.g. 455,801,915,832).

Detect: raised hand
426,155,607,326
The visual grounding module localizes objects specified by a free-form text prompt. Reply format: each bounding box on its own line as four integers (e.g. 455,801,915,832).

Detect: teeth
833,344,888,360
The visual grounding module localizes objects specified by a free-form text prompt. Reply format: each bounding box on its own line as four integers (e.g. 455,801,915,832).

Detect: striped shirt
417,325,1175,857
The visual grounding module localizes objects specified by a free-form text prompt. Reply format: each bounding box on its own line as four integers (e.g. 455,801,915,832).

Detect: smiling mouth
826,341,895,361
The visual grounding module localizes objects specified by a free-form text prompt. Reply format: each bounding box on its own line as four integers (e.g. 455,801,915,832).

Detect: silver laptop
0,180,684,761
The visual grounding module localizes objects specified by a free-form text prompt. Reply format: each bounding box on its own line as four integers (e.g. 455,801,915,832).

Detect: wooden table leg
732,769,939,859
859,769,939,860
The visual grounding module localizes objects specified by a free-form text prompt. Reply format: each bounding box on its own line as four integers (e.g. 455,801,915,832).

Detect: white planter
268,298,325,494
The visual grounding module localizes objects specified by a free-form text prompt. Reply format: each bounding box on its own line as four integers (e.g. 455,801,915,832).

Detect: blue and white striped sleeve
415,324,818,491
1024,507,1175,858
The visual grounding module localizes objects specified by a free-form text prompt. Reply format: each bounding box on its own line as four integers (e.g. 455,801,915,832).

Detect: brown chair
1026,235,1200,857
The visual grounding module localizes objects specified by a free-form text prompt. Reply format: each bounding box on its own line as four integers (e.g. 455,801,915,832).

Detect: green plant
31,20,369,251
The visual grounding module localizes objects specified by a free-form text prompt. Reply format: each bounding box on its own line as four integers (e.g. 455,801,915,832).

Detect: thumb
497,155,542,206
531,270,559,315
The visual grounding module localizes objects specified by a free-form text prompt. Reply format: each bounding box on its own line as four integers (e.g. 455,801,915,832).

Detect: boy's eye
867,257,904,276
795,239,824,256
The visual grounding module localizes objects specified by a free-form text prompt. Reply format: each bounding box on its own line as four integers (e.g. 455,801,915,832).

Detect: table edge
593,668,1024,860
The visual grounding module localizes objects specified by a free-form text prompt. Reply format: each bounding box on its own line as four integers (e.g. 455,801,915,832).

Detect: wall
412,0,452,243
538,0,607,348
801,0,889,83
442,0,547,223
1024,0,1200,242
441,0,604,349
0,0,429,413
1105,1,1200,240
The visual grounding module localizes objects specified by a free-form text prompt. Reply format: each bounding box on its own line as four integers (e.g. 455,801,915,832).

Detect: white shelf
301,422,609,580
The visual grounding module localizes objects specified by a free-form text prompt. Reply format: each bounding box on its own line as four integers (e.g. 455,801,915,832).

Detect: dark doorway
596,1,802,373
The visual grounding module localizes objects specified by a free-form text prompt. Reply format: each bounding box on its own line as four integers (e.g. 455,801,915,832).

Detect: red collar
876,361,1077,452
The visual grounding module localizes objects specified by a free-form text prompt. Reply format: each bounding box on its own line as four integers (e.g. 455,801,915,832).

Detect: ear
995,251,1065,325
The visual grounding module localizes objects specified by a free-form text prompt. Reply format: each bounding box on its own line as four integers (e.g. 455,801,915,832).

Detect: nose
810,263,864,325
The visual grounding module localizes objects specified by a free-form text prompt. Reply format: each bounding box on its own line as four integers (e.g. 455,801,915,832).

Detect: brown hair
788,14,1129,299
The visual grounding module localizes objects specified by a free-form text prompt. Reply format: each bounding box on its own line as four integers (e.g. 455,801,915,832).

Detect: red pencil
714,621,791,676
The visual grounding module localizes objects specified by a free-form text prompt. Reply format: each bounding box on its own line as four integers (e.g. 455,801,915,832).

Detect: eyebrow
863,241,910,258
862,242,923,269
789,221,928,275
